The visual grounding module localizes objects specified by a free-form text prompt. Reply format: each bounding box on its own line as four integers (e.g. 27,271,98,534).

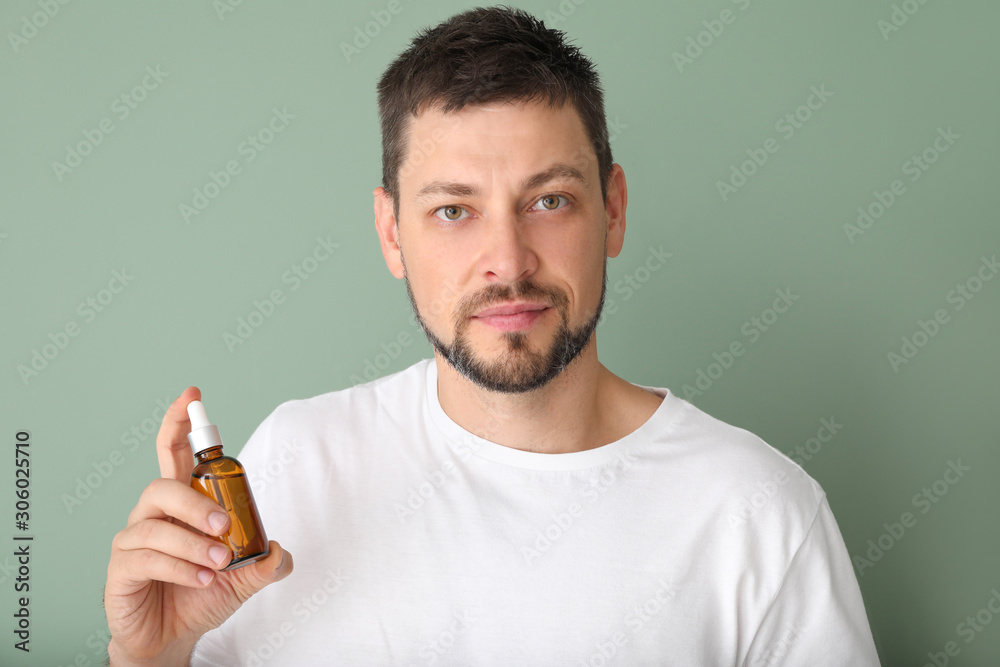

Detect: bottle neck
195,445,224,463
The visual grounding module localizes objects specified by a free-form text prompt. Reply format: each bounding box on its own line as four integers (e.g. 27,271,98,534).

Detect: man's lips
471,302,550,332
473,302,550,318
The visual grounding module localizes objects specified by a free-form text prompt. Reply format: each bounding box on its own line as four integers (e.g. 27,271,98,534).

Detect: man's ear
374,186,405,279
604,164,627,259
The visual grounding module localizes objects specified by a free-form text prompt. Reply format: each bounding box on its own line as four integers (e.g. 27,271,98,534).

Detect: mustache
455,280,569,322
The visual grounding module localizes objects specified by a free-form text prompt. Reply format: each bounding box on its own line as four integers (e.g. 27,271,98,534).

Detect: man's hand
104,386,293,665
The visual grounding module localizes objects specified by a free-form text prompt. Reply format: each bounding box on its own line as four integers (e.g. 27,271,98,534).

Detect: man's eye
433,195,567,222
532,194,568,211
433,205,468,222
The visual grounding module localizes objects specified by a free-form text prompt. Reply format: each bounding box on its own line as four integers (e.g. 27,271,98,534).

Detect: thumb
226,541,294,601
156,386,202,481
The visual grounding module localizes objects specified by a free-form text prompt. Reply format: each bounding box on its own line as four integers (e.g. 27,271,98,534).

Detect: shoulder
651,389,826,533
275,358,430,422
236,358,432,465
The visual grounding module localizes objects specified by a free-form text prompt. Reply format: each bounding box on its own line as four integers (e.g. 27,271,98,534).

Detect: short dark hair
376,5,613,219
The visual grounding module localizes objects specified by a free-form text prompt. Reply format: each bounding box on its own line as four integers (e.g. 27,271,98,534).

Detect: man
105,6,881,665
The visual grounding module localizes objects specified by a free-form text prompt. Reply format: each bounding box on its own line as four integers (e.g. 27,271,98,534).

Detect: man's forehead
400,100,597,186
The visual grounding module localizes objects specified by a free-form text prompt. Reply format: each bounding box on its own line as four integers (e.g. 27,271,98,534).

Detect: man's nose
479,213,538,284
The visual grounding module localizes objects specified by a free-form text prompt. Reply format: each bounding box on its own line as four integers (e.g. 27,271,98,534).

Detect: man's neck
433,344,663,455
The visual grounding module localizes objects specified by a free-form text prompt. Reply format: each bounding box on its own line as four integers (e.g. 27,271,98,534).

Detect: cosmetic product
187,400,269,571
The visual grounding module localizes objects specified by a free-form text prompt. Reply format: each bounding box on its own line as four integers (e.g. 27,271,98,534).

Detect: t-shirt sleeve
742,495,882,666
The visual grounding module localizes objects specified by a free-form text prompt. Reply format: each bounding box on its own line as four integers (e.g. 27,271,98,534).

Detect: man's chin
445,341,574,394
464,328,536,354
456,366,562,394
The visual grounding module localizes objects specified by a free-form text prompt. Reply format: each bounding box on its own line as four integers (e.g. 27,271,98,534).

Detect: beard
403,258,608,394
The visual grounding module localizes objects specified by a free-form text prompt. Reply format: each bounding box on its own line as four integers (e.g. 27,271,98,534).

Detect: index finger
156,386,202,481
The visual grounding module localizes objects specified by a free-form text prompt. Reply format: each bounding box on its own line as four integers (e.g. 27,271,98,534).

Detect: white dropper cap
188,400,211,431
187,400,223,454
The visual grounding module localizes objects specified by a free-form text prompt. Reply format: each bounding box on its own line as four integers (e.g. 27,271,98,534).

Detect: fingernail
210,546,229,565
209,512,229,532
197,570,214,586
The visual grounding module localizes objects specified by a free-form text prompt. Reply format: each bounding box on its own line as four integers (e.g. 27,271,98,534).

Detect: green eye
434,205,467,222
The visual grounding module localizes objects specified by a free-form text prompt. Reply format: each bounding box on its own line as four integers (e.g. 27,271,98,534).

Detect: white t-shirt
191,359,881,666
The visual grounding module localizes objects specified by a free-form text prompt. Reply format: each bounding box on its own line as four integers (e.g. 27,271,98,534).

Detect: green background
1,0,998,664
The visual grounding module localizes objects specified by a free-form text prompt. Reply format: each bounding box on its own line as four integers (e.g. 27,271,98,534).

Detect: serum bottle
187,400,269,570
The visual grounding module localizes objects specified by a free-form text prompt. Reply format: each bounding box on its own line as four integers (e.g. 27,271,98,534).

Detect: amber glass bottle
187,401,269,571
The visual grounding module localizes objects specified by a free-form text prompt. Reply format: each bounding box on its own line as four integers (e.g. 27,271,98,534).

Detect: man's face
375,99,625,394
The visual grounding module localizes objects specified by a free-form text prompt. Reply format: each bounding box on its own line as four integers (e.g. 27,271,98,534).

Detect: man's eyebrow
412,163,588,205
